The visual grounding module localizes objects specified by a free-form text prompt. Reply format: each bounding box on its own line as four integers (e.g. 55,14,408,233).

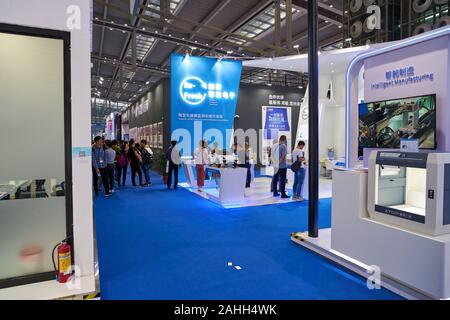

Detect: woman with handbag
291,141,306,201
128,139,143,188
194,140,209,192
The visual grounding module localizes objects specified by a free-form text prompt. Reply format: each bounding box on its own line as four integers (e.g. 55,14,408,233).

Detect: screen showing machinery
359,94,436,150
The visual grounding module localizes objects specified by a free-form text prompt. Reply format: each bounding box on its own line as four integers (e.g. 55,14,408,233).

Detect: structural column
285,0,293,49
307,0,319,238
274,0,281,55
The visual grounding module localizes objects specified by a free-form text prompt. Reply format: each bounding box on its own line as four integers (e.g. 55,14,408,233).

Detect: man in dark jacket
166,140,181,189
92,136,111,197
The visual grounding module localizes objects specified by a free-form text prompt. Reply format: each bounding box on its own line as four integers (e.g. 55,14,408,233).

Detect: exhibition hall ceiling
91,0,344,124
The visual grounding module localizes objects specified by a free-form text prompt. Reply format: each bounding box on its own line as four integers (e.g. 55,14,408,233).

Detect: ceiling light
146,81,150,85
227,50,233,54
293,44,299,49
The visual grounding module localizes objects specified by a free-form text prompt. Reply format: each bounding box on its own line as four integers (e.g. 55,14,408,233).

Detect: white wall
0,0,94,297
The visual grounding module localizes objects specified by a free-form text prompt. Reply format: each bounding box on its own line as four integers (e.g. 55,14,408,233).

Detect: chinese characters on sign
370,65,434,90
268,94,301,107
177,113,225,120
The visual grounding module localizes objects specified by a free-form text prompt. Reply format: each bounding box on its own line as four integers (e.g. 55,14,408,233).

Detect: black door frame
0,23,73,289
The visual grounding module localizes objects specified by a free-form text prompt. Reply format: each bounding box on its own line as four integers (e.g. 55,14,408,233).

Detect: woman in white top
207,149,221,188
194,140,209,192
292,141,306,201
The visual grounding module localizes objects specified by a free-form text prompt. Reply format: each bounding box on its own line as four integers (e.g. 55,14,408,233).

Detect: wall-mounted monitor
358,94,436,152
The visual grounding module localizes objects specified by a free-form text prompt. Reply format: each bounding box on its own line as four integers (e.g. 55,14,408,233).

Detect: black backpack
141,148,153,164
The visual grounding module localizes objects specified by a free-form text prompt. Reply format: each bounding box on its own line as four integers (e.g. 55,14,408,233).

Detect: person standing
194,140,208,192
270,138,279,193
128,139,143,187
237,142,252,188
272,135,289,199
166,140,181,189
111,140,121,184
207,148,221,188
105,140,116,193
92,136,111,197
292,141,306,201
117,143,128,187
140,140,153,186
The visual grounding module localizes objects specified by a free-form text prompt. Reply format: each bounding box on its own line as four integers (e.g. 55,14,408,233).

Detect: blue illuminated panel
170,54,242,154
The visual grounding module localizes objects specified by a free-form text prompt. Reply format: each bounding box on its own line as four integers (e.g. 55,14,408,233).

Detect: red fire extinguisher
52,240,72,283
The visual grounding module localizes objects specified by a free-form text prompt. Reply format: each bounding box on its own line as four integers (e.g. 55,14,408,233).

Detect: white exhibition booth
243,45,387,200
0,0,95,299
292,27,450,300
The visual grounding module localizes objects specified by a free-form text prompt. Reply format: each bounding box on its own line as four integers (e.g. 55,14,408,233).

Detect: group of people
270,135,306,201
188,137,307,201
92,136,154,197
91,135,306,201
190,140,256,192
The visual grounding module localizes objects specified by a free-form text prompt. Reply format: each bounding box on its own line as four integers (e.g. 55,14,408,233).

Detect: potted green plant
152,150,168,183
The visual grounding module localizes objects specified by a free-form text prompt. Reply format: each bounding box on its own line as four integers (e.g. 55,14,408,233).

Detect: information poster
170,54,242,155
157,122,163,148
144,125,151,142
152,124,157,148
142,99,149,113
261,106,292,165
129,127,138,141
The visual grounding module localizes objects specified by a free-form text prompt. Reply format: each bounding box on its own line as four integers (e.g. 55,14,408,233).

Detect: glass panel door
0,25,71,288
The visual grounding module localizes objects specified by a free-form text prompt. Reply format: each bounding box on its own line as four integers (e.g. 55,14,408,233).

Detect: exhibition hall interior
2,0,450,302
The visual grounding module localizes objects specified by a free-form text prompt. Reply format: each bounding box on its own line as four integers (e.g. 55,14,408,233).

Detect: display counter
182,161,247,207
332,168,450,299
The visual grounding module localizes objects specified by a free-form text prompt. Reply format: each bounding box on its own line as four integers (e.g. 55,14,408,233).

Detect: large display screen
170,54,242,155
358,94,436,150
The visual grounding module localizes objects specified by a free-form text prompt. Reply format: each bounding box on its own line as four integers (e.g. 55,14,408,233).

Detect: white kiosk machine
368,151,450,236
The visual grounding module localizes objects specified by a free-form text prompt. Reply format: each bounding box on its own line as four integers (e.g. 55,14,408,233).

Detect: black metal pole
307,0,319,238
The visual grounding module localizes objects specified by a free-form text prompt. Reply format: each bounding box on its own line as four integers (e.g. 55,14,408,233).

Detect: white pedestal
331,169,450,299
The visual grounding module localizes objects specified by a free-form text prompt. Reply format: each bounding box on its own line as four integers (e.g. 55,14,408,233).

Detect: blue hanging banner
264,107,290,139
170,54,242,155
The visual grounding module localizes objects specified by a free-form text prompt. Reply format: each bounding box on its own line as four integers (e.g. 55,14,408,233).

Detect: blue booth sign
264,107,290,139
170,54,242,154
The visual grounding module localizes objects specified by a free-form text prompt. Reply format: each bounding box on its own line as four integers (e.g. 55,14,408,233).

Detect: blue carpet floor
94,171,402,300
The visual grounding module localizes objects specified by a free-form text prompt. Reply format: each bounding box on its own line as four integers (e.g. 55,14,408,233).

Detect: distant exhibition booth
291,27,450,300
241,45,383,204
